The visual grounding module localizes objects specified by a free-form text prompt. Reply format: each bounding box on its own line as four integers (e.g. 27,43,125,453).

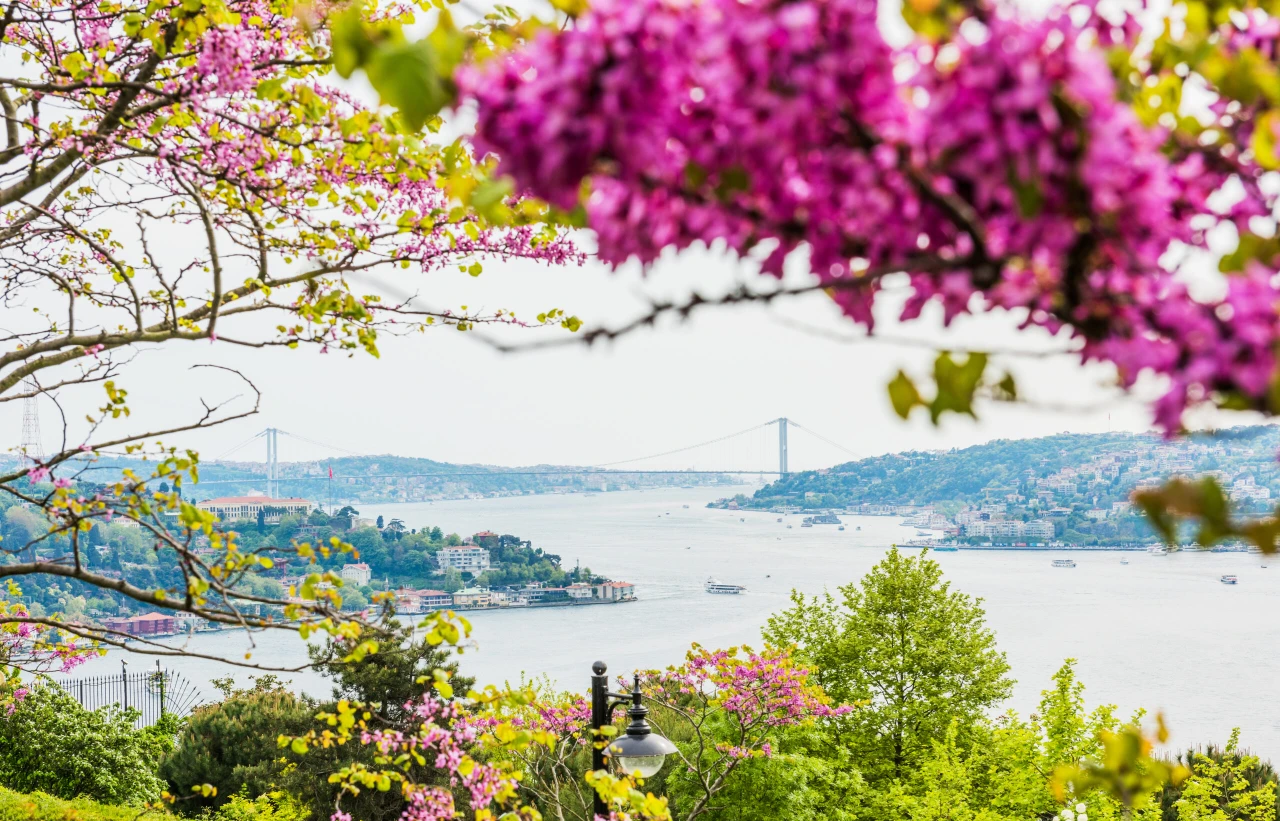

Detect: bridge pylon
776,417,788,476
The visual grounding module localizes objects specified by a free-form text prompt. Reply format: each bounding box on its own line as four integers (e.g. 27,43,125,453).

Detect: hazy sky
8,240,1246,475
5,0,1267,474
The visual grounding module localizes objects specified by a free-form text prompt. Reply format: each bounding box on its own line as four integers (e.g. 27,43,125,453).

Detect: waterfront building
341,562,372,586
566,583,594,600
197,493,314,524
437,546,491,573
103,612,177,636
595,581,636,601
452,587,492,609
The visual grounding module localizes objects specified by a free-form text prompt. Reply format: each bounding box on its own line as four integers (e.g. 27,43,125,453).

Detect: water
74,486,1280,759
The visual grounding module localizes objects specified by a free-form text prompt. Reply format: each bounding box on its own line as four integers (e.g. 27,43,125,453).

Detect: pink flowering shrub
461,0,1280,433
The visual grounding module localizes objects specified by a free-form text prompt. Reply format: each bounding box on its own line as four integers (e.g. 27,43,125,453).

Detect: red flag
328,465,333,479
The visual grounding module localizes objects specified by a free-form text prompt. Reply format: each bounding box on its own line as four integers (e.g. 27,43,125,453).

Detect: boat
1052,559,1077,568
1147,545,1168,556
856,526,861,531
777,518,783,523
1221,574,1239,585
786,525,793,529
838,526,845,531
682,505,689,509
916,530,931,536
705,577,747,594
801,522,813,528
1120,558,1129,565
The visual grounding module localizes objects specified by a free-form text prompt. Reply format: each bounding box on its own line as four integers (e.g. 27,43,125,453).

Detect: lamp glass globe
614,754,666,778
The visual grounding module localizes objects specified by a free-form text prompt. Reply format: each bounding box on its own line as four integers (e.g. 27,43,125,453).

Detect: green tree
1171,730,1277,821
0,683,173,805
763,548,1012,785
159,678,316,813
281,622,475,821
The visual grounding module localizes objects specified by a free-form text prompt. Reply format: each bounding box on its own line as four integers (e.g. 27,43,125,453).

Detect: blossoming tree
447,0,1280,548
0,0,579,681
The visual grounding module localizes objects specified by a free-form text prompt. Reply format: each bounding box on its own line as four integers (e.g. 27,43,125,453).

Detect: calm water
76,486,1280,758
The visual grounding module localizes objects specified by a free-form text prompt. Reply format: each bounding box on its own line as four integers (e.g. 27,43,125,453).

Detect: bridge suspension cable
276,429,362,457
590,421,776,468
786,421,860,461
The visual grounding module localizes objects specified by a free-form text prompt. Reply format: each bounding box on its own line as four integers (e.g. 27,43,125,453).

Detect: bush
0,785,162,821
159,681,315,814
0,683,171,805
200,793,304,821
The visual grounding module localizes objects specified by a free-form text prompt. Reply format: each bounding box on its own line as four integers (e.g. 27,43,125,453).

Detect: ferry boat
1147,545,1168,556
1052,559,1077,568
1221,575,1239,585
705,577,747,594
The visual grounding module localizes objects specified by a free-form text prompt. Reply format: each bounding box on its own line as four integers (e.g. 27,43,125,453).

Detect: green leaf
364,13,464,132
887,371,922,420
1252,110,1280,169
928,352,988,423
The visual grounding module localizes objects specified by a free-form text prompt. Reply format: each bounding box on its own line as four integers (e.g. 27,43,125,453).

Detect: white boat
705,577,747,594
1120,557,1129,565
1221,575,1239,585
1052,559,1077,568
1147,545,1168,556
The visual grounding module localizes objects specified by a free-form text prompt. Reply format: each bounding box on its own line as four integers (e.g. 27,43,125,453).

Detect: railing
54,664,204,727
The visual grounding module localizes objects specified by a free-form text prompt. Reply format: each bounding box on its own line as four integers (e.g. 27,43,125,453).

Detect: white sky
3,0,1269,474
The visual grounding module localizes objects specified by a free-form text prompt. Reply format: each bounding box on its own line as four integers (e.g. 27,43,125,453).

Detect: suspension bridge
192,418,861,490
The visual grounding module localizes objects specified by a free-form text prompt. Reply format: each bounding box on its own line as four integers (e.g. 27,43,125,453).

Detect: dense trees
765,548,1012,785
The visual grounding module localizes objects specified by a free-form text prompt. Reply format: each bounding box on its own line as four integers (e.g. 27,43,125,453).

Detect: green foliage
887,352,1012,424
0,785,167,821
160,680,316,813
1135,477,1280,553
1167,730,1277,821
0,684,170,805
200,792,305,821
762,548,1012,785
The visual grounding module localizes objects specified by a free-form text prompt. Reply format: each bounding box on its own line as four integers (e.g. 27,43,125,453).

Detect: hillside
724,425,1280,545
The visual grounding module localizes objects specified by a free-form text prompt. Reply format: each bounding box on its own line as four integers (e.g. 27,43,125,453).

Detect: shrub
0,684,170,805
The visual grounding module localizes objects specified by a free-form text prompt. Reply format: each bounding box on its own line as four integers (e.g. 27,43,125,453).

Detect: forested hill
0,452,728,504
745,425,1280,510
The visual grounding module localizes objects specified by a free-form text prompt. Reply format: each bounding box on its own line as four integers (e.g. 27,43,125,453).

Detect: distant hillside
29,453,729,504
742,425,1280,511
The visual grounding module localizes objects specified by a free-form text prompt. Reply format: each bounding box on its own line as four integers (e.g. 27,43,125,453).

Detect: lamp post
590,661,677,819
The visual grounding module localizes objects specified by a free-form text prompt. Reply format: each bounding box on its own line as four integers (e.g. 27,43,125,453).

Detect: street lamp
590,661,678,817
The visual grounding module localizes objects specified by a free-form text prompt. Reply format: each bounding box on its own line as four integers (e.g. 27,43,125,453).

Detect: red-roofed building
197,494,314,523
103,612,177,636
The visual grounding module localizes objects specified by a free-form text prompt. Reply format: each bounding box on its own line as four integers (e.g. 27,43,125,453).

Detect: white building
437,546,491,574
340,562,372,586
595,581,635,601
197,493,314,524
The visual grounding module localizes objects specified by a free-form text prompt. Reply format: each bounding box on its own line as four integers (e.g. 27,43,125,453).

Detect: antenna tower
20,378,43,464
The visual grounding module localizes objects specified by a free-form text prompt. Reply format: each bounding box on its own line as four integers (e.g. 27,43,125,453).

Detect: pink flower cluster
463,0,1280,432
354,697,518,821
651,645,846,759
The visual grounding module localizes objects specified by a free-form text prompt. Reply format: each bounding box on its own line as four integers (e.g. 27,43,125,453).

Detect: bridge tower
20,378,43,465
776,417,788,476
265,428,279,497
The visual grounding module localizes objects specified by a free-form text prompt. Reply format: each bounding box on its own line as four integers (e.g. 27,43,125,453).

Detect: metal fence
54,664,204,727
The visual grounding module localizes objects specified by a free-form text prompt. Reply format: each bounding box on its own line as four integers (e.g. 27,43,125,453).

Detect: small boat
1147,545,1168,556
766,574,771,578
776,518,782,523
838,526,845,531
686,546,691,550
1120,558,1129,565
786,525,793,529
1221,575,1239,585
1052,559,1077,568
801,522,813,528
705,577,747,594
683,505,689,509
856,526,861,531
916,530,931,536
